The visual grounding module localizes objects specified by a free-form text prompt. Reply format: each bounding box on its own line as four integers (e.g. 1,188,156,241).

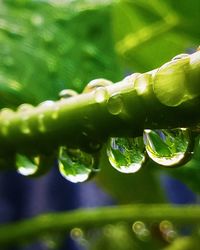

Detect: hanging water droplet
94,87,108,103
143,128,191,167
59,89,78,99
107,137,146,173
58,147,95,183
107,94,123,115
83,78,112,93
16,154,39,176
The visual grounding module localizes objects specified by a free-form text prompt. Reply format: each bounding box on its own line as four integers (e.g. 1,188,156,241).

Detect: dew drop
172,53,189,60
94,87,108,103
58,147,95,183
83,78,112,93
59,89,78,99
143,128,191,167
17,103,33,112
107,137,146,173
39,100,55,108
16,154,39,176
107,94,123,115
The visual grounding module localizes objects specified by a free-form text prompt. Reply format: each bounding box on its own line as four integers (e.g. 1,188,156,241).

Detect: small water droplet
143,128,191,167
83,78,112,93
16,154,39,176
107,94,123,115
107,137,146,173
18,104,33,112
172,53,188,60
58,147,95,183
132,221,150,241
94,87,108,103
39,100,55,108
38,113,46,132
59,89,78,99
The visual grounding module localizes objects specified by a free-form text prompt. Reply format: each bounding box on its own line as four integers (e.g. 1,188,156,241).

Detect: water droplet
132,221,150,241
59,89,78,99
83,78,112,93
39,100,55,108
58,147,95,183
107,137,146,173
94,87,108,103
143,128,191,167
172,53,189,60
18,103,33,112
107,94,123,115
38,113,46,132
16,154,39,176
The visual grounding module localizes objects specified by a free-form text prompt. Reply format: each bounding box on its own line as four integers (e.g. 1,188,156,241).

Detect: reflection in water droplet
107,94,123,115
83,78,112,93
59,89,78,99
16,154,39,176
143,128,190,167
107,137,146,173
38,114,46,132
94,87,108,103
58,147,95,183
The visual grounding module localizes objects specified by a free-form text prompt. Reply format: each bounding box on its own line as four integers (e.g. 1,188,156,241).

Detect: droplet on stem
107,94,123,115
143,128,191,167
83,78,112,93
59,89,78,99
107,137,146,173
58,147,95,183
16,154,39,176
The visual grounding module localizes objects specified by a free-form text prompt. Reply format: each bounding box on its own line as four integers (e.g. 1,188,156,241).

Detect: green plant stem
0,204,200,246
0,51,200,156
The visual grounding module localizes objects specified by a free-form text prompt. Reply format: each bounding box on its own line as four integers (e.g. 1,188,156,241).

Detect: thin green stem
0,204,200,246
0,51,200,157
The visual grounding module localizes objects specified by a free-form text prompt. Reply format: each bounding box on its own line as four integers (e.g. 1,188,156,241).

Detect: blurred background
0,0,200,249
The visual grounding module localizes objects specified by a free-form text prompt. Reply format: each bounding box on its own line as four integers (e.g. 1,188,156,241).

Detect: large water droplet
107,137,146,173
58,147,95,183
143,128,191,167
16,154,39,176
107,94,123,115
83,78,112,93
